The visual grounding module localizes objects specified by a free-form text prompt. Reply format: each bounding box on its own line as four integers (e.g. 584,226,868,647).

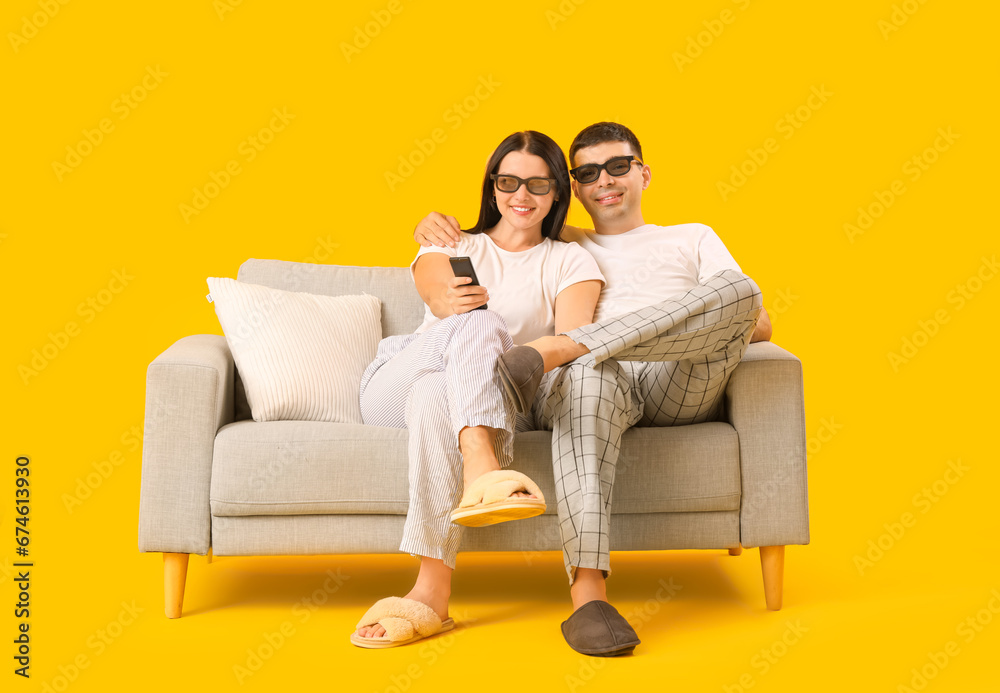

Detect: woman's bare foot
356,558,453,639
459,426,539,501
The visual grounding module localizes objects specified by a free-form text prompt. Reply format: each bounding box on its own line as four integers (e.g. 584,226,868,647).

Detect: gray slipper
497,346,544,415
561,600,640,656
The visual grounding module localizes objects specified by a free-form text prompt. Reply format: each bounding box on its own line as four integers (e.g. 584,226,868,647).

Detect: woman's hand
413,253,488,319
445,276,489,314
415,212,462,248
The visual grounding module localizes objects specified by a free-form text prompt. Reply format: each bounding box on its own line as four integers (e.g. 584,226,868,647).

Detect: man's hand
415,212,462,248
445,276,489,314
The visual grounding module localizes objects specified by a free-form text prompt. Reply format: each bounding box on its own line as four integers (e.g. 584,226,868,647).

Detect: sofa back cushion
237,259,424,337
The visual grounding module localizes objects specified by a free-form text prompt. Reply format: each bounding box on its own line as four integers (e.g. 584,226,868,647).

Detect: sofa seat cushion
209,421,741,517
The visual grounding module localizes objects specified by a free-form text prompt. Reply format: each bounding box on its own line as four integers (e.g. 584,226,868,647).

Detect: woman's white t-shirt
411,231,605,345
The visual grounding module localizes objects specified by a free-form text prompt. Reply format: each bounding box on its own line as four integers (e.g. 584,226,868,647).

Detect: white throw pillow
206,277,382,423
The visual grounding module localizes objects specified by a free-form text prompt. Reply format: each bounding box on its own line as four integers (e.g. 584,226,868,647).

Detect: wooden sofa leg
729,545,743,556
163,553,190,619
759,545,785,611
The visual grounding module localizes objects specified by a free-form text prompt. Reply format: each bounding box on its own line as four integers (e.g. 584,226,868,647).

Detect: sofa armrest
138,335,234,555
725,341,810,548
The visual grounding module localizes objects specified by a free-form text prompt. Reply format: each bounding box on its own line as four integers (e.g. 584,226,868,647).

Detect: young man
414,122,770,656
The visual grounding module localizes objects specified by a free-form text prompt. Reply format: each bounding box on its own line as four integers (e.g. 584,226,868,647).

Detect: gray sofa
138,258,810,618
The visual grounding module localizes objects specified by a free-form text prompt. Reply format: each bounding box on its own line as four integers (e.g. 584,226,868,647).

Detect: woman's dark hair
463,131,571,240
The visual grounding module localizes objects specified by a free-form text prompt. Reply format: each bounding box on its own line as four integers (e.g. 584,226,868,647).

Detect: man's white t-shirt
561,223,741,323
411,231,605,345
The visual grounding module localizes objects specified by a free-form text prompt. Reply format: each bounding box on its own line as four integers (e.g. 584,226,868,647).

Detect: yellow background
2,0,997,691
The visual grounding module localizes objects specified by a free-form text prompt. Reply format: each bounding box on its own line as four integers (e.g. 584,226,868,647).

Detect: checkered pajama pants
359,310,517,569
531,269,763,584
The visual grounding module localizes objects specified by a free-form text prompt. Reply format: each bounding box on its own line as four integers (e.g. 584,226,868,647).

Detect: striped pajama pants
531,269,763,584
359,310,517,569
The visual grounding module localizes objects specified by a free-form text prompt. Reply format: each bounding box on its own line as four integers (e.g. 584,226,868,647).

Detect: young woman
352,131,604,648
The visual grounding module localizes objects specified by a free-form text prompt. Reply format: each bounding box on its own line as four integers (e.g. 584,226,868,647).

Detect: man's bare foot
523,335,590,373
570,567,608,611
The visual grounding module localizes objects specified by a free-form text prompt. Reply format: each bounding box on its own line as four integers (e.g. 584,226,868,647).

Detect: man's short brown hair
569,122,643,167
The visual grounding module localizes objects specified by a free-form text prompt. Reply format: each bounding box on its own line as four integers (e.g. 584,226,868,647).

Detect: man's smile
594,191,624,205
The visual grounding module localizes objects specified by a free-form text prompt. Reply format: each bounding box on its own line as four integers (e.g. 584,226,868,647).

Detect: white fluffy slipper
449,470,546,527
351,596,455,649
